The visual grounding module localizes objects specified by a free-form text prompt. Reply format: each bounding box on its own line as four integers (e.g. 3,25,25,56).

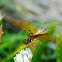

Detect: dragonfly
9,19,55,44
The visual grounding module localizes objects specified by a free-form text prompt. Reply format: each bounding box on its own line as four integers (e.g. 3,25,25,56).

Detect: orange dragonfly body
9,19,55,44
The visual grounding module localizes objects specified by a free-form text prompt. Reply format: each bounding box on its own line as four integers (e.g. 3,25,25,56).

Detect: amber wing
10,19,38,35
33,33,55,41
19,20,38,34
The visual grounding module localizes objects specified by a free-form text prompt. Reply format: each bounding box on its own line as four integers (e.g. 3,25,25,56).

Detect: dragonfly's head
23,39,28,44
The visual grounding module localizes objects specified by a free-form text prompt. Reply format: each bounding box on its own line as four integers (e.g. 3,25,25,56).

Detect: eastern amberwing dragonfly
9,19,55,44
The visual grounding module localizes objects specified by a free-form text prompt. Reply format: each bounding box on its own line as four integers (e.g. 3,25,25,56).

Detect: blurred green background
0,0,62,62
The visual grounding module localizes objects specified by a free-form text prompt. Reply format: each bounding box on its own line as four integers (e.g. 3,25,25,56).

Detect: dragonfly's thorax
23,35,34,44
27,35,33,42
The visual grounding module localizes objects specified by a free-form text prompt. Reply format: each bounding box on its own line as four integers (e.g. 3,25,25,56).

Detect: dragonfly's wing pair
10,19,38,35
33,33,55,41
9,19,55,41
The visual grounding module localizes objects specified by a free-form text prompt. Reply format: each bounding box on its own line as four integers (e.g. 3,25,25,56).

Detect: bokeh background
0,0,62,62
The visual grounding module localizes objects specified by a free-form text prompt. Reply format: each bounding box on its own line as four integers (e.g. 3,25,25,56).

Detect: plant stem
56,32,62,62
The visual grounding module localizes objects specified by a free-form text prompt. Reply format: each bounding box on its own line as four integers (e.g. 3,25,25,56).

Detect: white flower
13,48,33,62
